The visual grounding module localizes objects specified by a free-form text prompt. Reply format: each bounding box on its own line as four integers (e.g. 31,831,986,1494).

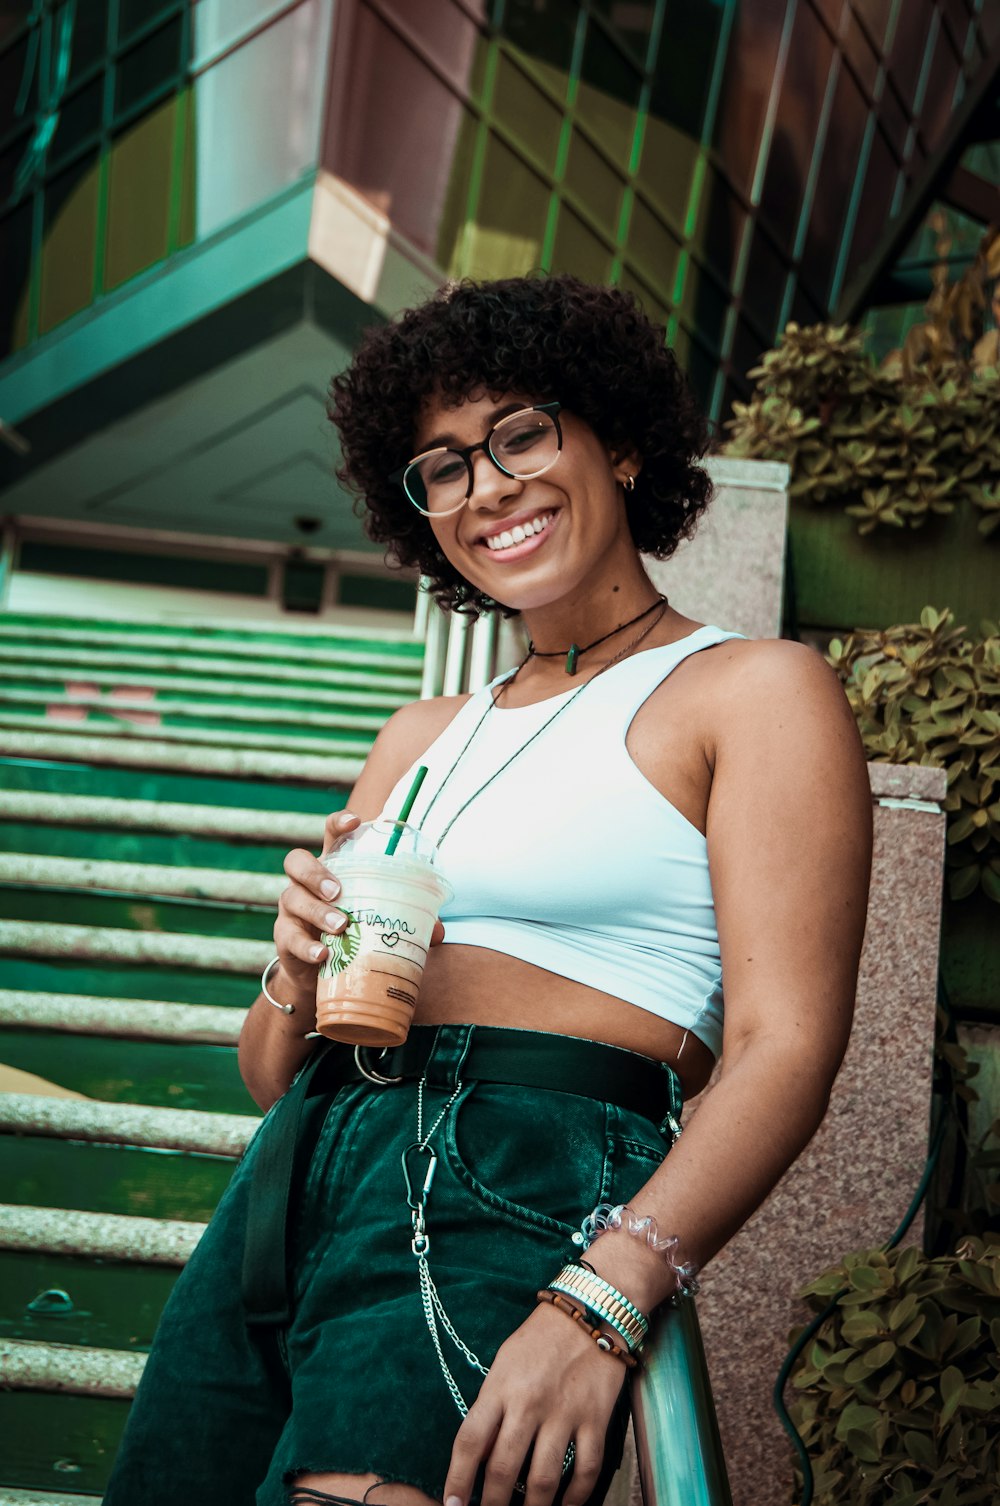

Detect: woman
104,276,872,1506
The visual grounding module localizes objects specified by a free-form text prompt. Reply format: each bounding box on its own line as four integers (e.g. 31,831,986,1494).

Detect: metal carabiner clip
355,1044,403,1084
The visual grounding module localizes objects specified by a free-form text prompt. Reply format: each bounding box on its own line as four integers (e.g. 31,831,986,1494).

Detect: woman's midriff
413,942,717,1099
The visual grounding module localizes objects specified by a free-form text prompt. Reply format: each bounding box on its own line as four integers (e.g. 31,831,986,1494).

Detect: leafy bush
825,608,1000,904
723,230,1000,539
788,1238,1000,1506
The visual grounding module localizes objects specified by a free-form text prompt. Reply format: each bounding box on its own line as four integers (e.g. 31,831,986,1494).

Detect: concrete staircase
0,611,423,1497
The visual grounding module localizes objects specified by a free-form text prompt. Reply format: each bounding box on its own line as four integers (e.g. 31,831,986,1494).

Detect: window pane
502,0,578,99
0,33,33,136
845,130,899,276
105,98,175,290
115,15,184,118
686,334,719,412
712,0,786,194
462,132,550,277
0,129,30,203
918,27,963,148
649,0,724,138
636,113,697,224
0,1,31,48
50,78,104,168
618,266,669,328
0,200,33,354
693,168,745,287
117,0,179,45
327,4,472,256
577,20,642,169
39,155,99,333
550,203,612,283
564,128,624,236
682,260,729,355
436,103,481,273
851,0,895,50
493,49,563,171
741,228,791,340
842,16,880,97
799,68,870,305
590,0,656,64
885,0,934,111
624,196,681,302
379,0,482,87
759,2,834,251
196,1,324,240
69,0,111,83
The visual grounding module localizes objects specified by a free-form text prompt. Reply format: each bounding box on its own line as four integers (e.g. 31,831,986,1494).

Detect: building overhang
0,173,442,551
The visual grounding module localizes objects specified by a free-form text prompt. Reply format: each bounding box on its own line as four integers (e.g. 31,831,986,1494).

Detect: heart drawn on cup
381,931,401,948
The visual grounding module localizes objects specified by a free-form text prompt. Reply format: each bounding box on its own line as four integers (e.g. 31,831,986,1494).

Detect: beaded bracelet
536,1290,638,1370
572,1203,701,1304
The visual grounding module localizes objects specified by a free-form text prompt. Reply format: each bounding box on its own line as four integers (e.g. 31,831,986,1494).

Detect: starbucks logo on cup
324,912,361,972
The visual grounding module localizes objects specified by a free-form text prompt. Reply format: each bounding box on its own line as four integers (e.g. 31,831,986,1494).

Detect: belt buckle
354,1044,402,1085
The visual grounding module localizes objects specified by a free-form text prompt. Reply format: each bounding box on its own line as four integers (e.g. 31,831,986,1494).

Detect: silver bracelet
261,955,295,1014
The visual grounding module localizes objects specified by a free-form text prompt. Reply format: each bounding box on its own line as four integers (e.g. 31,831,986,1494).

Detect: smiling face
410,389,642,616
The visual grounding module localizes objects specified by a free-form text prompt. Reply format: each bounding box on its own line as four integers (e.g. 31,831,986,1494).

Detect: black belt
242,1024,683,1327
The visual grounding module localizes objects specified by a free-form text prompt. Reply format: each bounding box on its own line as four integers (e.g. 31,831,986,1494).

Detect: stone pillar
643,457,790,641
691,762,947,1505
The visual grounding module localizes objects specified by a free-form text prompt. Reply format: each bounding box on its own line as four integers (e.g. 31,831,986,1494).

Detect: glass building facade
0,0,997,543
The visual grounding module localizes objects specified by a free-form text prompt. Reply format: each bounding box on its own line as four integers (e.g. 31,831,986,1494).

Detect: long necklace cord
418,600,669,851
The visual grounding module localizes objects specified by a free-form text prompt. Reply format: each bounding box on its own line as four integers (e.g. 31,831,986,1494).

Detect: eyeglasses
395,402,562,516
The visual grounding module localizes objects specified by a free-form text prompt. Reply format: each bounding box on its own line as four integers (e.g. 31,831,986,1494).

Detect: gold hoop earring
624,474,635,493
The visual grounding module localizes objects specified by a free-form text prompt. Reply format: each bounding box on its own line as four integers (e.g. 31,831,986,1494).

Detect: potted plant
723,230,1000,632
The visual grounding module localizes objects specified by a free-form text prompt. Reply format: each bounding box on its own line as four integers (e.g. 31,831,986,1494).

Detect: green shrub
723,231,1000,540
825,608,1000,904
788,1239,1000,1506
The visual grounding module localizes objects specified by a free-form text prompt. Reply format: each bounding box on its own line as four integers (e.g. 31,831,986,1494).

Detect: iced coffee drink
315,820,451,1047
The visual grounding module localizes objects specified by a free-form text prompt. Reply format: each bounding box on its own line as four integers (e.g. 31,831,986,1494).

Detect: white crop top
379,623,746,1058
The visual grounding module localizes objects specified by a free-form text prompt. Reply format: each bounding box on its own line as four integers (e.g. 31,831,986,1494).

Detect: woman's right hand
272,809,361,998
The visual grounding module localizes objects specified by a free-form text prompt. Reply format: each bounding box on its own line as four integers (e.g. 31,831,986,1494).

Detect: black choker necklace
528,595,667,674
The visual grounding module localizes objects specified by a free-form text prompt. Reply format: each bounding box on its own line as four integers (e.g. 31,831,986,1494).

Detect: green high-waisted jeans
103,1024,683,1506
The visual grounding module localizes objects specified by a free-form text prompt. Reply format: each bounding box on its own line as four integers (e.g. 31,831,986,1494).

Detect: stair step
0,645,420,698
0,1203,205,1264
0,790,324,844
0,616,423,669
0,854,283,906
0,1093,257,1156
0,1338,145,1398
0,919,271,974
0,687,391,733
0,991,244,1044
0,711,372,757
0,730,364,785
0,1490,103,1504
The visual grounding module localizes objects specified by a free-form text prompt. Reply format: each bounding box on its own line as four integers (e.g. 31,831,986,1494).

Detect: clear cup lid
326,818,442,867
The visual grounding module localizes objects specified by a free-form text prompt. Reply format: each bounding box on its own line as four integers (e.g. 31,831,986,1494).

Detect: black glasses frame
393,401,563,516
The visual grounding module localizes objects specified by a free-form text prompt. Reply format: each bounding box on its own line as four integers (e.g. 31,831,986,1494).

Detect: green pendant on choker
528,595,667,675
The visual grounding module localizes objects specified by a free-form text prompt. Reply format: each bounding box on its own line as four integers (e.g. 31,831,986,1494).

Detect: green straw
385,765,428,855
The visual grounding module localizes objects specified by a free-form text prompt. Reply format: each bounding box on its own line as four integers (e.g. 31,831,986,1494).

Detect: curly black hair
328,274,712,615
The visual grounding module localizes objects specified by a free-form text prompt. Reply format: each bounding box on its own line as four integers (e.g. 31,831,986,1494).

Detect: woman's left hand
443,1302,627,1506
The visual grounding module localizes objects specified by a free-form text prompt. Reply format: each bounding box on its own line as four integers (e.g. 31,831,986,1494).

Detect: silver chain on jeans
402,1077,576,1480
403,1078,488,1418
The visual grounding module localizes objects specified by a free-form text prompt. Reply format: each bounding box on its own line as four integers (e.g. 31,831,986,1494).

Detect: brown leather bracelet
536,1289,639,1370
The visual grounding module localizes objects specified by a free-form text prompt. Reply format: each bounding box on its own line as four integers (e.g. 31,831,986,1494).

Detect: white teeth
485,512,553,551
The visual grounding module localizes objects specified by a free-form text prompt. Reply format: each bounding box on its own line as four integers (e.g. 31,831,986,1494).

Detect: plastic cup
315,819,452,1047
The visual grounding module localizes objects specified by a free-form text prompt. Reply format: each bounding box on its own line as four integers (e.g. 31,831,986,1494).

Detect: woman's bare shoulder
347,693,474,814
